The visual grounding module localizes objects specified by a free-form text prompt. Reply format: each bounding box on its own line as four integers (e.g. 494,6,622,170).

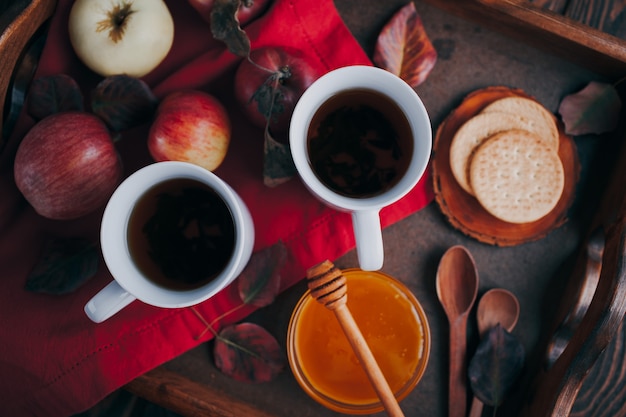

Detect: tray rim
420,0,626,79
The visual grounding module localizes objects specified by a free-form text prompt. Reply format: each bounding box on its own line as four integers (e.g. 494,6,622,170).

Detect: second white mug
289,65,432,271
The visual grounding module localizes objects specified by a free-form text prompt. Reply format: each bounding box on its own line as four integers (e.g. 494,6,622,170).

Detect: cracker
449,111,556,195
481,96,559,150
469,129,564,224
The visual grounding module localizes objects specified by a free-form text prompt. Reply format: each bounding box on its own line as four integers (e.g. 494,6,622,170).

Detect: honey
287,269,430,414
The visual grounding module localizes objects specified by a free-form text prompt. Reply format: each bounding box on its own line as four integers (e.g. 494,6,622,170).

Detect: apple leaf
91,75,158,133
238,240,287,307
558,81,622,136
251,67,293,124
263,128,296,187
373,2,437,88
211,0,251,57
213,322,285,383
468,324,525,407
26,74,84,121
25,237,99,295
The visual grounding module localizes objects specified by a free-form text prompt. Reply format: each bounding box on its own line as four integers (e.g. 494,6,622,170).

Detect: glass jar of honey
287,269,430,414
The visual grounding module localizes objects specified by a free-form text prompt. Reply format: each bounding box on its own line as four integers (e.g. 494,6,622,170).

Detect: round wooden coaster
432,86,580,246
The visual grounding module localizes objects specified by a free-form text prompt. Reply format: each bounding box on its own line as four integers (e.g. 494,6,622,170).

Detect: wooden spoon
468,288,520,417
306,260,405,417
436,245,479,417
476,288,520,338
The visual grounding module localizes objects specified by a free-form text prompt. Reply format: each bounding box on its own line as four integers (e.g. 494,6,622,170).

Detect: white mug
85,161,254,323
289,66,432,271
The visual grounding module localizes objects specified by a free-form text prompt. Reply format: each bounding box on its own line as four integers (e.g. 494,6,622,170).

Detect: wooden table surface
125,1,626,416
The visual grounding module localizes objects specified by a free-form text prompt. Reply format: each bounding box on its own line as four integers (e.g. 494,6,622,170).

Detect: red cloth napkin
0,0,434,415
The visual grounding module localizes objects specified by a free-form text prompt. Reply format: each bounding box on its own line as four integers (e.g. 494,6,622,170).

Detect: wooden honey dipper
306,260,405,417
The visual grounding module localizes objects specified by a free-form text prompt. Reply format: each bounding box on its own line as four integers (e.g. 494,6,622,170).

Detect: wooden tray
3,1,623,417
432,86,580,246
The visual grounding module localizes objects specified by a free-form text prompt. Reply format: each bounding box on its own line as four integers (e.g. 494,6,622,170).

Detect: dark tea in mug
306,88,414,198
127,178,236,291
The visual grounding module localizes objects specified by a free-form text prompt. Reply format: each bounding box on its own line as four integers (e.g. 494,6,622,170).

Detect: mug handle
352,210,384,271
84,281,136,323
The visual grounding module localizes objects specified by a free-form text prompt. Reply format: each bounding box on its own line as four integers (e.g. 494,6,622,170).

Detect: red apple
234,46,322,134
14,112,123,220
188,0,271,26
148,90,231,171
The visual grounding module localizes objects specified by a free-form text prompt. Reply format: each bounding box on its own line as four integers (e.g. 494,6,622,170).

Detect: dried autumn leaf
25,237,99,295
211,0,251,57
373,2,437,88
252,74,285,124
238,240,287,307
26,74,84,121
263,128,296,187
558,81,622,136
214,322,285,383
91,75,158,133
468,324,525,407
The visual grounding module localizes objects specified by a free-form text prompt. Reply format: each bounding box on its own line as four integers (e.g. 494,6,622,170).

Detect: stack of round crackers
449,96,564,224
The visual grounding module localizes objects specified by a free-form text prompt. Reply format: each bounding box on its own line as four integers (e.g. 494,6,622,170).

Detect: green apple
68,0,174,77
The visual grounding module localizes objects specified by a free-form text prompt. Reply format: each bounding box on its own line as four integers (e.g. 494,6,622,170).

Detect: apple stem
96,1,135,44
276,66,291,82
246,54,275,76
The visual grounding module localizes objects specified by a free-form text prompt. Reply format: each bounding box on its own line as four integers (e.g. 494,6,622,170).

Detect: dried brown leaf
91,75,158,133
373,2,437,88
210,0,251,57
238,240,288,307
27,74,84,121
25,237,99,294
558,81,622,136
263,128,296,187
468,324,525,407
213,323,285,383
